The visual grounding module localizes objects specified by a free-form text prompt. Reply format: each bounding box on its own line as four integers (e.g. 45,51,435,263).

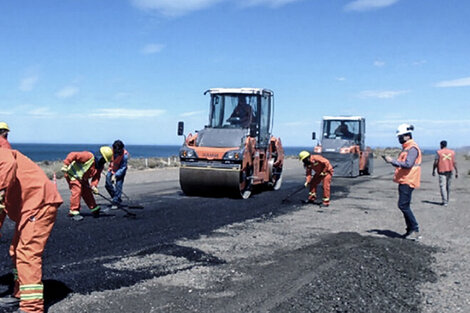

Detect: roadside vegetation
38,157,180,180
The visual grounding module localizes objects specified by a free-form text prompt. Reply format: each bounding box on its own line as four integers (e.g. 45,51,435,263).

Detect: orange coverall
0,149,62,313
63,151,102,216
305,155,334,205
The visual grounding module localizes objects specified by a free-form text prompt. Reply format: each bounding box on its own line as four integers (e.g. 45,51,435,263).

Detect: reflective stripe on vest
66,157,95,180
393,140,422,188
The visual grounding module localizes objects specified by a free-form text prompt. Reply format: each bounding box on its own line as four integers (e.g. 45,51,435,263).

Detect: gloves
304,181,309,188
320,172,327,176
61,164,69,172
91,186,99,194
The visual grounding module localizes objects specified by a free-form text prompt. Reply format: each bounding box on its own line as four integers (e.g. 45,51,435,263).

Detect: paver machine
313,116,373,177
177,88,284,199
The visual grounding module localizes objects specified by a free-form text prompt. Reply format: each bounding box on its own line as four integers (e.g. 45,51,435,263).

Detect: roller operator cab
177,88,284,199
313,116,373,177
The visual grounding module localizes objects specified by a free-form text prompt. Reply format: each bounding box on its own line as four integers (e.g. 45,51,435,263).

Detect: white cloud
90,108,166,119
344,0,399,12
131,0,223,16
240,0,302,8
27,107,56,118
141,43,166,54
336,77,346,81
19,75,38,92
373,60,385,67
56,86,79,99
434,76,470,88
180,110,205,117
0,110,13,115
131,0,301,16
358,89,409,99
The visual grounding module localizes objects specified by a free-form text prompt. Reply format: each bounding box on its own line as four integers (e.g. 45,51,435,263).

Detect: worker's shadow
0,273,72,312
421,200,443,206
367,229,403,239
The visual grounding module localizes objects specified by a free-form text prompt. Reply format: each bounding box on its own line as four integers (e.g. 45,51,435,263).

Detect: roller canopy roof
204,88,273,96
323,116,364,120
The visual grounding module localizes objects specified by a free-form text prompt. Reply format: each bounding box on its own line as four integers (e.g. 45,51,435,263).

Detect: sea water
11,143,313,162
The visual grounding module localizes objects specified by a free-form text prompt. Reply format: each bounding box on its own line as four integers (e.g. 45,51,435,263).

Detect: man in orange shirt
0,122,11,149
61,146,112,221
0,149,63,313
299,150,334,207
432,140,458,206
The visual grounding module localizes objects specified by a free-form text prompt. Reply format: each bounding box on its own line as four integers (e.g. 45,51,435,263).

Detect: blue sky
1,0,469,148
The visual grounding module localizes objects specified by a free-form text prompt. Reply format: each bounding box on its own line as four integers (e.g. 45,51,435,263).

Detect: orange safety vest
109,149,129,174
436,148,455,173
393,139,421,188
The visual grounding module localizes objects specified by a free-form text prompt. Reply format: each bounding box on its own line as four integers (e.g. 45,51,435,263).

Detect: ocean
10,143,314,162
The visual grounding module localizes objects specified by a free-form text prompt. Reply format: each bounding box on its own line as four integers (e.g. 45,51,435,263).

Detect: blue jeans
398,184,419,232
105,171,125,204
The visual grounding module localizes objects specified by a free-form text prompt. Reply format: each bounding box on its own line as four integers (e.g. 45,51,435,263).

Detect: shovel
96,192,137,218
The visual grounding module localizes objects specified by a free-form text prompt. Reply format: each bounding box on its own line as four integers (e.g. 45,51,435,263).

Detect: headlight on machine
223,149,243,161
339,147,351,154
314,146,322,153
180,148,197,159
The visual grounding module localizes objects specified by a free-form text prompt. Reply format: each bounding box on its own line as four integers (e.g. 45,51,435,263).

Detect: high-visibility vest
66,157,95,180
109,149,128,174
393,140,421,188
437,148,455,173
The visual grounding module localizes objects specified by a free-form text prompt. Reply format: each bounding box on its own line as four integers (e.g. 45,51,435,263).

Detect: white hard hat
396,123,414,136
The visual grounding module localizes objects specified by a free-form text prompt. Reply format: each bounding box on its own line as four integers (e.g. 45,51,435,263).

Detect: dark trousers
105,171,125,204
398,184,419,232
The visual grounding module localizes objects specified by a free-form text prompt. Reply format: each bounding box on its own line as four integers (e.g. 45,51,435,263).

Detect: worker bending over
432,140,458,206
299,151,334,207
0,122,11,149
384,124,421,240
0,149,63,313
61,146,112,221
105,140,129,209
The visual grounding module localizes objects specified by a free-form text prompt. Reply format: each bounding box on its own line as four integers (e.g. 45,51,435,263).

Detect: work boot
319,203,330,208
111,204,119,210
402,229,421,240
0,295,20,308
92,206,101,218
71,214,84,221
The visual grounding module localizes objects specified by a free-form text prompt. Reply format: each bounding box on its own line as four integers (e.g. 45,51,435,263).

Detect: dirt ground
1,154,469,313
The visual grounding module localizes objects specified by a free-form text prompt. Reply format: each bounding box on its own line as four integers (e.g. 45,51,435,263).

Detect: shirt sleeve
391,147,418,168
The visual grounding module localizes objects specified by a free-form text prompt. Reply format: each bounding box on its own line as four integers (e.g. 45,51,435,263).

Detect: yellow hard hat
299,150,310,161
100,146,113,162
0,122,10,131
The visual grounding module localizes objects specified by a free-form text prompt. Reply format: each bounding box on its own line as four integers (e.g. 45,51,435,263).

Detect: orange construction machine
177,88,284,198
313,116,373,177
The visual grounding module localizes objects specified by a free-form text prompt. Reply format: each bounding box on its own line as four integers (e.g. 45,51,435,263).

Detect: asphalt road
0,157,441,312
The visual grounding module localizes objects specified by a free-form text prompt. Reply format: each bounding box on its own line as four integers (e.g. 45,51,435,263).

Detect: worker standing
61,146,112,221
299,151,334,207
0,149,63,313
0,122,12,149
384,124,421,240
432,140,458,206
105,140,129,209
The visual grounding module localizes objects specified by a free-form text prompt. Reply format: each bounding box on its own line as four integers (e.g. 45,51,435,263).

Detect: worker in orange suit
0,121,12,149
0,149,63,313
299,151,334,207
61,146,112,221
